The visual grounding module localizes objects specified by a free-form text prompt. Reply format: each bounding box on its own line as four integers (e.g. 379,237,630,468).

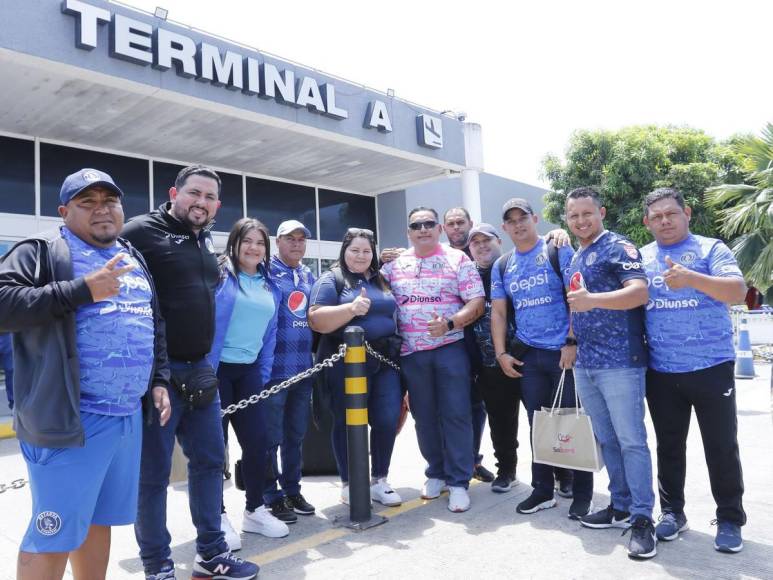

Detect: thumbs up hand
427,312,450,337
350,285,371,317
662,255,693,290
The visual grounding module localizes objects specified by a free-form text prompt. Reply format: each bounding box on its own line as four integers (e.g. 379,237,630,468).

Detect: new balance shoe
580,504,631,529
625,516,657,559
192,551,258,579
447,486,471,512
145,566,176,580
242,506,289,538
516,491,557,514
713,520,743,553
472,464,495,483
421,478,448,499
286,493,316,515
655,511,689,541
221,513,242,552
568,498,593,521
371,478,402,506
268,498,298,524
491,474,517,493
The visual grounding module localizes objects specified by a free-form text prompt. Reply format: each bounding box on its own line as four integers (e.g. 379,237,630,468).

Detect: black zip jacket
0,228,170,448
122,202,219,361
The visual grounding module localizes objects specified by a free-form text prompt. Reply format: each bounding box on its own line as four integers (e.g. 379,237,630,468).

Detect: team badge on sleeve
623,244,638,259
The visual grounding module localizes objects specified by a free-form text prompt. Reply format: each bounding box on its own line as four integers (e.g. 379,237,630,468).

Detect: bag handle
549,368,579,417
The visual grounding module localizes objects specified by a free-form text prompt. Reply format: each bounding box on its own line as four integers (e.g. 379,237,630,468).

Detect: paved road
1,364,771,579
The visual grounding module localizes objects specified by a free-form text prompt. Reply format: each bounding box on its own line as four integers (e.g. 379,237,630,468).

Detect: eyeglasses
346,227,374,238
409,220,438,231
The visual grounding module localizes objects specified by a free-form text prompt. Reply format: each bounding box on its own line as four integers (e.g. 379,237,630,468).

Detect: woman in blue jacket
207,218,286,546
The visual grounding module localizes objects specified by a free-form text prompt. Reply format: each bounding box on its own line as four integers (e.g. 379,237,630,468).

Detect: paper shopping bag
532,407,604,472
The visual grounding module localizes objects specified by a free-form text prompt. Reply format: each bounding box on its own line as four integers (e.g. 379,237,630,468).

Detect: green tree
542,125,744,247
707,123,773,299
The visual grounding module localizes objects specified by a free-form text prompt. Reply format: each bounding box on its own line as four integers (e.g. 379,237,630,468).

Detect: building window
246,177,317,238
152,161,185,205
213,172,244,233
40,144,149,218
303,258,320,277
0,136,35,215
318,189,376,242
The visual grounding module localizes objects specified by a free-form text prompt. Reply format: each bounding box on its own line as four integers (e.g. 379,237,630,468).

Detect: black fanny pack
171,366,219,410
508,337,531,361
369,335,402,360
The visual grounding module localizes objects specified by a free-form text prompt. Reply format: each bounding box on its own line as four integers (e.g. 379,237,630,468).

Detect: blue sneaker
655,511,689,541
145,566,175,580
713,520,743,553
192,551,259,579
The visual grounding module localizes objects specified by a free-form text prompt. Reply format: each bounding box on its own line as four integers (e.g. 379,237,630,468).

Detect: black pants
476,365,521,478
646,361,746,525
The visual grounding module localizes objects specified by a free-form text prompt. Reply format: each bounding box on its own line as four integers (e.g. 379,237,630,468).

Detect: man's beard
173,204,210,230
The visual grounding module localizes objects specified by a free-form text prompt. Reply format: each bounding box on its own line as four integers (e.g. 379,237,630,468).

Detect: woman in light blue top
207,218,285,545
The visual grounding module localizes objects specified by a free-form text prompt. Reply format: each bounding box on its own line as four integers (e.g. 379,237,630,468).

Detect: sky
124,0,772,187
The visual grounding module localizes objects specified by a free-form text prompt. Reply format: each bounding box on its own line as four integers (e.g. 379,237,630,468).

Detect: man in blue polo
640,187,747,553
0,169,171,580
490,198,594,520
262,220,317,523
563,187,656,560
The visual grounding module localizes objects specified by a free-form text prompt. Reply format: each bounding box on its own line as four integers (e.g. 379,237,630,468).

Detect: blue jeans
401,340,473,489
135,359,227,573
519,348,593,501
328,356,402,482
574,366,654,519
263,377,312,504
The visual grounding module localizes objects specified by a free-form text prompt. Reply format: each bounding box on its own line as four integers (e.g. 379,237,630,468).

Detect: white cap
276,220,311,238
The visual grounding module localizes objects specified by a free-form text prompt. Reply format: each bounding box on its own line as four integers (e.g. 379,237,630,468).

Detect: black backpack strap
496,250,516,335
331,266,346,295
546,239,568,304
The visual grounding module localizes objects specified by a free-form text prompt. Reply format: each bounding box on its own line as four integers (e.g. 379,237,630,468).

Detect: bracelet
496,352,508,359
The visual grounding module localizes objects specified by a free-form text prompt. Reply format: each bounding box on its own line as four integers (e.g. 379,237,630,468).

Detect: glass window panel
246,177,316,238
0,136,35,215
320,258,337,274
152,161,185,206
302,257,320,277
40,144,149,218
211,172,243,233
318,189,376,243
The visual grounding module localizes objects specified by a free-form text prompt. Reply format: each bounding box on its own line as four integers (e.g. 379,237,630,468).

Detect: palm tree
706,123,773,301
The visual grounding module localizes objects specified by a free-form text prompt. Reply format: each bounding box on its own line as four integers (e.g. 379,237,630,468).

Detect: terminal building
0,0,550,271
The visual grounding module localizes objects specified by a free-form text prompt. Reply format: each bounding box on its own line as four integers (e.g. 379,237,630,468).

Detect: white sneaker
447,486,470,512
221,513,242,551
370,478,402,506
421,478,448,499
242,506,289,538
341,484,373,506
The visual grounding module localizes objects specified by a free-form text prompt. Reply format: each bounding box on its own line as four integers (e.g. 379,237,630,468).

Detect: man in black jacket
123,165,258,580
0,168,171,580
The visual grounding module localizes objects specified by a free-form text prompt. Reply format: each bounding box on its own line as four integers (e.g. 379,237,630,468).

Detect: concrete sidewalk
1,364,771,579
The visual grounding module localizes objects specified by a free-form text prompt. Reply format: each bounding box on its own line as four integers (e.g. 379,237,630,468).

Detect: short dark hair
644,187,686,215
566,186,602,208
408,206,439,221
175,164,222,194
443,207,471,222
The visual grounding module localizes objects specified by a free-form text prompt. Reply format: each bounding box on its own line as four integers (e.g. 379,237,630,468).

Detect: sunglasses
409,220,438,231
346,227,374,238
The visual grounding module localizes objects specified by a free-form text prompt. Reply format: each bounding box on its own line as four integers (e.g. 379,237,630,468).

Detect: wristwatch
565,337,578,346
446,318,455,332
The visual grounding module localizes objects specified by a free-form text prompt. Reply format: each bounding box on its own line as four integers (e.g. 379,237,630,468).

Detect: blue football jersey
641,234,742,373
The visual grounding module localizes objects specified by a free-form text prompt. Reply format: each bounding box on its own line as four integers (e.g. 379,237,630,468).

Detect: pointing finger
111,264,137,277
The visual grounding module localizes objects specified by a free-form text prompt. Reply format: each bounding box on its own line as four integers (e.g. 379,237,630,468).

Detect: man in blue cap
0,168,171,580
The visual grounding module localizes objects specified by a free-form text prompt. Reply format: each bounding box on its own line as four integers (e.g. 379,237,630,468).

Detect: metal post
334,326,387,530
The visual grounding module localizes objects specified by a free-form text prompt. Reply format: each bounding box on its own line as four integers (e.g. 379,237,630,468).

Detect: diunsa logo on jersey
288,290,307,318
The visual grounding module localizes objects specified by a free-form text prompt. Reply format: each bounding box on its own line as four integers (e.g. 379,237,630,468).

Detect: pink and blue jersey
640,234,742,373
381,244,484,355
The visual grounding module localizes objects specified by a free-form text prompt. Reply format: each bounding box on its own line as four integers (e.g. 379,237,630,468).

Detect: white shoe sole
517,498,557,514
242,520,289,538
657,522,689,541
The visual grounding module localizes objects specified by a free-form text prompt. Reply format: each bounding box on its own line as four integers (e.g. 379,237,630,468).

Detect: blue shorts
20,408,142,553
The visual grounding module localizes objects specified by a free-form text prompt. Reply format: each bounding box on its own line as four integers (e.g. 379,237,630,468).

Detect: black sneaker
472,464,495,483
580,504,631,529
491,474,516,493
568,498,593,520
234,459,244,491
556,478,573,498
625,516,657,559
286,493,316,515
268,498,298,524
516,490,557,514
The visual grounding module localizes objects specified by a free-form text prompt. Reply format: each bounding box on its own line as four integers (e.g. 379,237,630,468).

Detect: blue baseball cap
59,168,124,206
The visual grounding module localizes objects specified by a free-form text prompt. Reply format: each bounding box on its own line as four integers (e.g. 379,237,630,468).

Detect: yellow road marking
0,421,15,439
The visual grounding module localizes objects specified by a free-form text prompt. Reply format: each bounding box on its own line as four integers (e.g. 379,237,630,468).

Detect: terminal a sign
61,0,443,149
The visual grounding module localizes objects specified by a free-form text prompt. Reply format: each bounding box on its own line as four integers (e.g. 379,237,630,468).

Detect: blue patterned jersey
63,227,154,415
269,255,315,380
491,239,574,351
567,231,647,369
640,234,742,373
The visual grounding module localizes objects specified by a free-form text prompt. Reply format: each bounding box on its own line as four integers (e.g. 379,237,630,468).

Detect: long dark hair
219,218,271,284
334,228,389,292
